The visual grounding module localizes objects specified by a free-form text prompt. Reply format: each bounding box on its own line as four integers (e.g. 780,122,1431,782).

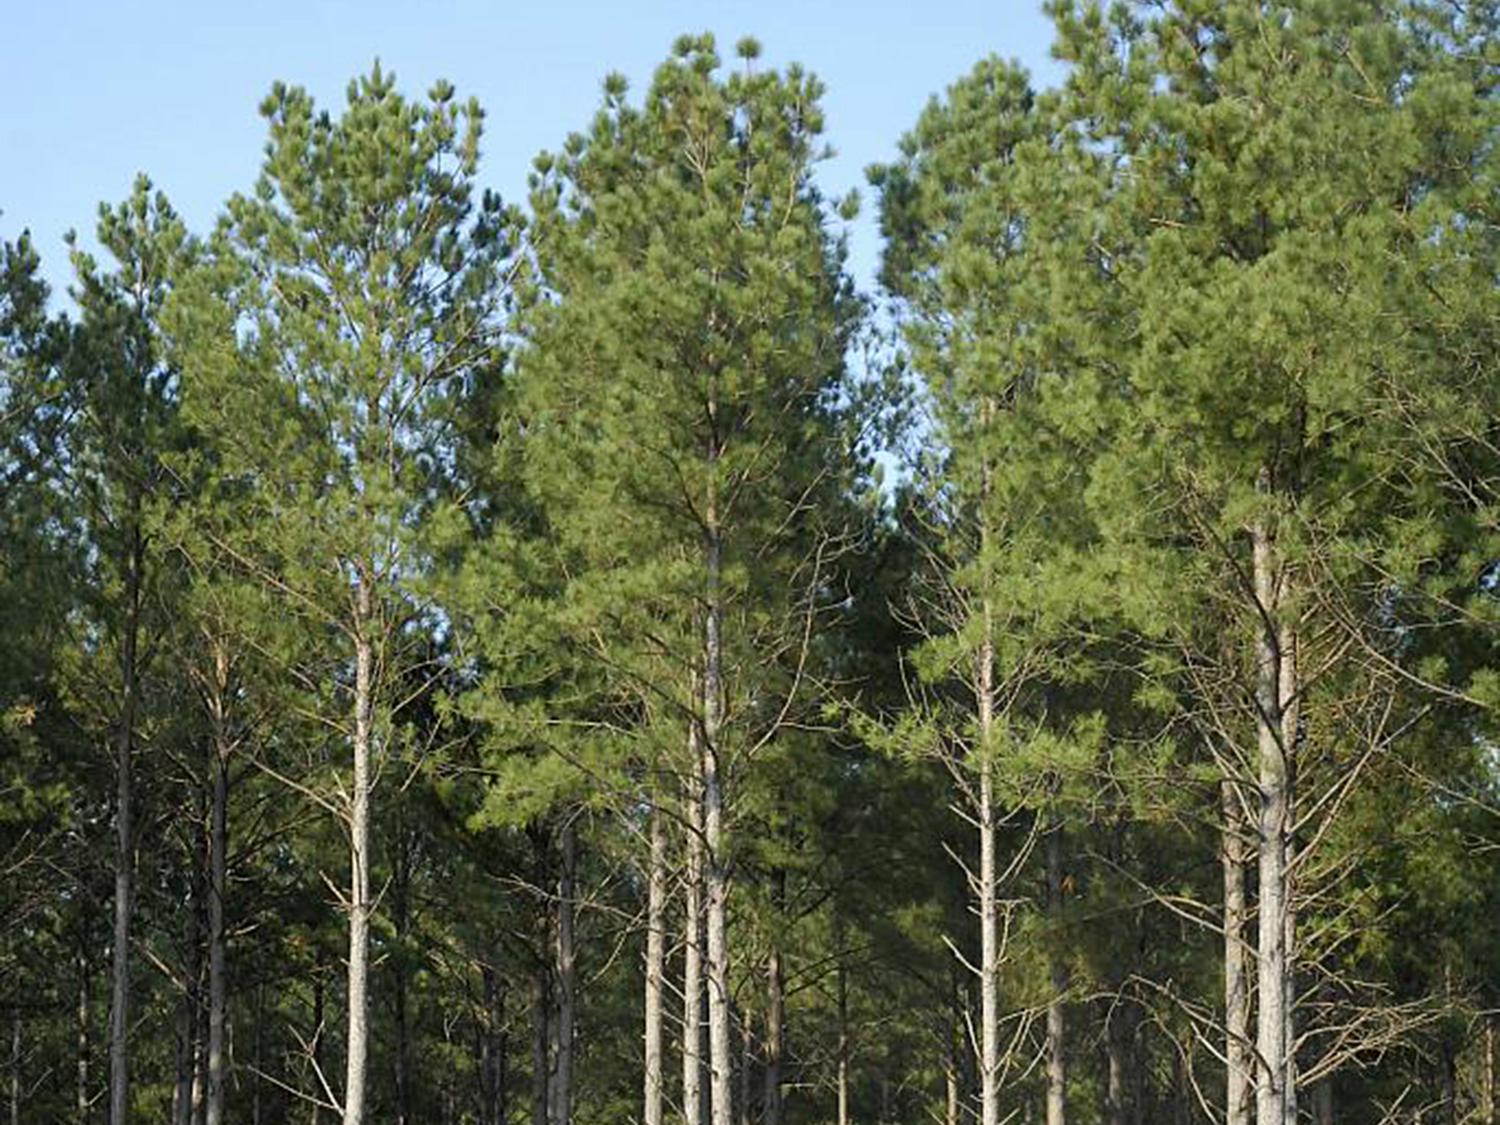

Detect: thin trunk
311,966,325,1125
109,509,143,1125
175,987,194,1125
393,818,413,1125
977,625,999,1125
737,1008,752,1125
1280,614,1300,1125
530,960,549,1125
703,379,732,1125
703,539,733,1125
550,820,576,1125
1104,1003,1126,1125
1252,516,1288,1125
206,719,229,1125
344,579,374,1125
763,872,785,1125
644,800,667,1125
683,727,705,1125
531,824,551,1125
78,953,90,1123
9,1009,19,1125
1045,824,1066,1125
1222,779,1250,1125
191,985,206,1125
177,765,207,1125
1485,1016,1496,1125
481,965,506,1125
837,955,851,1125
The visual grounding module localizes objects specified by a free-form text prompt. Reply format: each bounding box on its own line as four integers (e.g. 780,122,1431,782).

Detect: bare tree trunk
311,965,325,1125
1045,823,1066,1125
394,828,413,1125
702,501,733,1125
531,959,549,1125
1222,779,1250,1125
977,622,999,1125
205,722,229,1125
837,953,851,1125
550,820,576,1125
1252,516,1289,1125
644,799,667,1125
763,870,785,1125
737,1007,752,1125
531,824,551,1125
78,953,91,1123
109,510,143,1125
344,579,375,1125
9,1009,19,1125
683,739,705,1125
1484,1016,1496,1125
1104,1002,1126,1125
177,757,207,1125
480,965,505,1125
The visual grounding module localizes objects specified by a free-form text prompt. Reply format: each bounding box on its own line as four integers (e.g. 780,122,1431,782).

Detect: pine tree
170,65,515,1125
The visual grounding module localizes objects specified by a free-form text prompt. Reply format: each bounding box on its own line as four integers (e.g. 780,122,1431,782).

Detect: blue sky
1,0,1062,304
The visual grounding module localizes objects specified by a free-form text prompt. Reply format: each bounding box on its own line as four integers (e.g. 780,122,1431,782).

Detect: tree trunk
344,579,375,1125
737,1006,752,1125
683,729,705,1125
1252,516,1290,1125
177,751,207,1125
78,952,91,1123
480,966,506,1125
549,819,576,1125
312,965,325,1125
838,954,851,1125
531,958,549,1125
206,722,229,1125
763,871,785,1125
1222,779,1250,1125
392,814,415,1125
109,509,143,1125
1045,823,1066,1125
702,504,733,1125
644,799,667,1125
1104,1001,1126,1125
977,622,999,1125
1484,1015,1496,1125
10,1009,19,1125
531,823,551,1125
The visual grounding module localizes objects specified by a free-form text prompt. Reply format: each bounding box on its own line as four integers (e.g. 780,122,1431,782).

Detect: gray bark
1252,510,1298,1125
77,953,90,1123
1223,779,1251,1125
838,955,851,1125
10,1009,19,1125
702,463,732,1125
683,741,705,1125
644,800,667,1125
108,508,143,1125
206,733,228,1125
763,871,785,1125
1045,824,1066,1125
343,579,374,1125
549,819,576,1125
977,624,999,1125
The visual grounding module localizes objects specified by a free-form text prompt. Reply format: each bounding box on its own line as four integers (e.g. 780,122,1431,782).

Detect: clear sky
1,0,1063,305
